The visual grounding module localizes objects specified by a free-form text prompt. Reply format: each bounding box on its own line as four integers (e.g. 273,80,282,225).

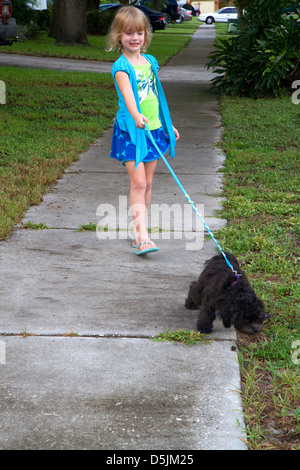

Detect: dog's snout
238,323,263,335
252,324,262,334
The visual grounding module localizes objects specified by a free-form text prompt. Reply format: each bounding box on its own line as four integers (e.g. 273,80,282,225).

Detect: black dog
185,252,268,335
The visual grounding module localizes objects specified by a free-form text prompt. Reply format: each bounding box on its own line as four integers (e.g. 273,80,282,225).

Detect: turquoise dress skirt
110,121,170,166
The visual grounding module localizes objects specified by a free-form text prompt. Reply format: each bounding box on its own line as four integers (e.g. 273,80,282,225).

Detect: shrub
207,0,300,97
86,9,116,35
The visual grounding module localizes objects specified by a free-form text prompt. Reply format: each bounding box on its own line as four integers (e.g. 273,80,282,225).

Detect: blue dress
110,122,170,166
110,54,176,168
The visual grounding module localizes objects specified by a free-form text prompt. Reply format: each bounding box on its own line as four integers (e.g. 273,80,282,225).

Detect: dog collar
232,274,241,286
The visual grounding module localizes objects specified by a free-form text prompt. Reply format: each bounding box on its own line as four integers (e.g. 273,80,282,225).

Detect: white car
198,7,238,24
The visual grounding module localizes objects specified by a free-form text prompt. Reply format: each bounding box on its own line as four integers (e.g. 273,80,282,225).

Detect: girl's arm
115,71,149,129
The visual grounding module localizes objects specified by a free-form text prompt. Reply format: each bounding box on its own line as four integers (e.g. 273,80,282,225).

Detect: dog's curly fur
185,252,268,335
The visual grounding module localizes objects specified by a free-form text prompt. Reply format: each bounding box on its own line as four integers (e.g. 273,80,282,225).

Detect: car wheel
175,15,183,23
165,14,172,23
205,16,214,24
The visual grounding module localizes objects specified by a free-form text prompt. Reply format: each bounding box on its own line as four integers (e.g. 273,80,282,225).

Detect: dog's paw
197,323,213,334
185,299,199,310
198,327,213,334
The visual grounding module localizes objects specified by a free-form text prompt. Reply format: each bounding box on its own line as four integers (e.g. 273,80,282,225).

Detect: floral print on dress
135,67,158,104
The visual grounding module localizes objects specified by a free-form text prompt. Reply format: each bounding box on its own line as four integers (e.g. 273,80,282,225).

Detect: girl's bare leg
125,160,158,252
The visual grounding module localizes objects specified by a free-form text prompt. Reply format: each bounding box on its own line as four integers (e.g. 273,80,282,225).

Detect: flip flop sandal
135,240,159,256
128,231,139,248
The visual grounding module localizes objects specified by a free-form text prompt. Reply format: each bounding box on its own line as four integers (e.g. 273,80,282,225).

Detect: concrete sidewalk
0,25,247,450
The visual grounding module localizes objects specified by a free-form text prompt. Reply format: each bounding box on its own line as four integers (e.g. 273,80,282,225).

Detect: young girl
107,6,180,255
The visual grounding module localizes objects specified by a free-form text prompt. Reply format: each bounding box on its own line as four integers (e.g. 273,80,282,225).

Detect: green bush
86,9,116,35
11,0,36,25
207,0,300,97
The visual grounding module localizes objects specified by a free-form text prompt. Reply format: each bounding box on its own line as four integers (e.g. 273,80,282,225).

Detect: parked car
198,7,238,24
99,3,166,32
282,4,300,15
180,3,197,16
99,3,117,11
138,0,180,23
176,7,192,23
161,0,180,22
0,0,17,46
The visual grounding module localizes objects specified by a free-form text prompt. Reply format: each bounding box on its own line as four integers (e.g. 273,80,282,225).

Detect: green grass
1,32,118,61
0,18,199,65
217,95,300,450
23,221,50,230
152,328,212,346
210,26,300,449
214,22,232,35
214,22,238,47
0,67,117,239
149,28,196,65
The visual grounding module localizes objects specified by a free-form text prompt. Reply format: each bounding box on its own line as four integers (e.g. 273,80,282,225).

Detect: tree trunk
49,0,89,46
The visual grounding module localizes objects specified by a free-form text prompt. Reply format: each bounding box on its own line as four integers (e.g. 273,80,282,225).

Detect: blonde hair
107,6,152,53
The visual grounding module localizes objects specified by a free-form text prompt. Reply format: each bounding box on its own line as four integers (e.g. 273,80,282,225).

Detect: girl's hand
173,126,180,140
135,113,149,129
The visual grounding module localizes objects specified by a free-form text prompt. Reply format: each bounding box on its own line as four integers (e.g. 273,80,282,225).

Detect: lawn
0,67,117,239
212,20,300,450
218,96,300,450
0,19,199,65
212,22,300,449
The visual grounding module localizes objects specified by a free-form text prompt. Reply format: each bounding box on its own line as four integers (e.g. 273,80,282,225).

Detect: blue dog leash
144,123,239,277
